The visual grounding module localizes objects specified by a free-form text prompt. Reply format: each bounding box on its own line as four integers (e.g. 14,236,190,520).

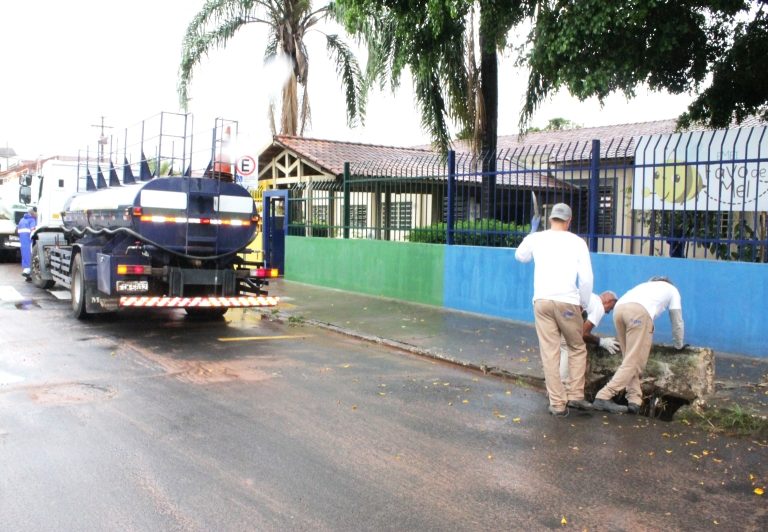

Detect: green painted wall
285,236,444,306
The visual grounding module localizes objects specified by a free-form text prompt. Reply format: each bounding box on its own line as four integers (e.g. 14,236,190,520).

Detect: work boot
548,405,569,417
567,399,594,411
592,398,628,414
626,403,641,415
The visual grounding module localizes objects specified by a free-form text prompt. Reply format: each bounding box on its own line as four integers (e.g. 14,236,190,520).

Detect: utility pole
91,116,113,163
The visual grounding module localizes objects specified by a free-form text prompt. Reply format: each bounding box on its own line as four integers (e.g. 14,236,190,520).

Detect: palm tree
179,0,365,136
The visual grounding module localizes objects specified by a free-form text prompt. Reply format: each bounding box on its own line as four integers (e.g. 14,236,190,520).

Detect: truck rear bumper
119,295,279,308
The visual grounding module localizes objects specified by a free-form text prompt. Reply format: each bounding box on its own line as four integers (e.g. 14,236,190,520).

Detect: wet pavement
1,263,767,529
262,280,768,420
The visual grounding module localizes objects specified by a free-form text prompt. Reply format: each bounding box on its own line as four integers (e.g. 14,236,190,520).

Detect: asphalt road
0,262,765,531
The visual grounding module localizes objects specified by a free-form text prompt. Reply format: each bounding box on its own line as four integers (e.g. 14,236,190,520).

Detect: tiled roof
260,116,767,182
446,116,767,161
260,136,436,177
495,119,681,161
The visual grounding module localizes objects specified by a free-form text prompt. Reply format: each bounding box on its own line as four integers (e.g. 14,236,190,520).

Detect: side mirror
19,186,31,205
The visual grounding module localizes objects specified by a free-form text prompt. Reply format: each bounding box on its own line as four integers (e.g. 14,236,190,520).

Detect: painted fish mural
644,158,705,204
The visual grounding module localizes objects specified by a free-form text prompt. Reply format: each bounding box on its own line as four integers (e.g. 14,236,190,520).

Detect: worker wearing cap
515,203,594,416
593,277,685,414
17,206,37,280
560,290,620,382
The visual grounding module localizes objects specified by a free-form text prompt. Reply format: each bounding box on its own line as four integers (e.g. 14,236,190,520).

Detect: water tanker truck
24,113,278,319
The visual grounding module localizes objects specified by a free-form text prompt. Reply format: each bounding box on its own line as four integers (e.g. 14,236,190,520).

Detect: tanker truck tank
62,176,257,258
26,112,278,319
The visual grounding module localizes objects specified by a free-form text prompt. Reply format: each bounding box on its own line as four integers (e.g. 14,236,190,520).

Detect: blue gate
263,190,288,273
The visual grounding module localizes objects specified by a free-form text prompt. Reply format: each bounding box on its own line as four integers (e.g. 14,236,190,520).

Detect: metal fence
287,126,768,262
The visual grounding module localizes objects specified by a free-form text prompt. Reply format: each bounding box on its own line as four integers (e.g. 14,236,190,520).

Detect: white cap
549,203,572,221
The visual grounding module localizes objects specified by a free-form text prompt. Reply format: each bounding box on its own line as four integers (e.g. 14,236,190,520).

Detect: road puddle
122,340,287,384
29,383,116,404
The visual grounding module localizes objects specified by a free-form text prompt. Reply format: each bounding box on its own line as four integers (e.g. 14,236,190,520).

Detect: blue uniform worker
17,207,37,277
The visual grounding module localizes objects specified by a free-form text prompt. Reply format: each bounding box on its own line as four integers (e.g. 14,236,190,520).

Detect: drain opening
585,376,691,421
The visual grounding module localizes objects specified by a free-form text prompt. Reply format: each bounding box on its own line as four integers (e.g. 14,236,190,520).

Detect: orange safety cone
213,126,234,182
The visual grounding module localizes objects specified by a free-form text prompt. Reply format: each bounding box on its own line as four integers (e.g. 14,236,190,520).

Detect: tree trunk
478,30,497,220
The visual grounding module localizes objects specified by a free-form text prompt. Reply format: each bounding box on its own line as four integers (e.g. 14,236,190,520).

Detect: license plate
116,280,149,293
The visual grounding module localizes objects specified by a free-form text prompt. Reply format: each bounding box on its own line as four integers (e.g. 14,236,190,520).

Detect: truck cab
18,159,81,228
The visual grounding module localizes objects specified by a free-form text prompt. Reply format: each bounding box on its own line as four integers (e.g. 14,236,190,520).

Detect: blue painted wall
445,246,768,357
287,238,767,357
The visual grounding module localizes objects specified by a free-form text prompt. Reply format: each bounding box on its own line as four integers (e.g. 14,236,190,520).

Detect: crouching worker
593,277,685,414
560,290,620,383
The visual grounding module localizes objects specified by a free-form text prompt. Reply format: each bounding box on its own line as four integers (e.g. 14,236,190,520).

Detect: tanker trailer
31,174,278,319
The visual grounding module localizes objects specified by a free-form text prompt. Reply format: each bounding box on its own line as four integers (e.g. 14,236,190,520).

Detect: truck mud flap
85,283,119,313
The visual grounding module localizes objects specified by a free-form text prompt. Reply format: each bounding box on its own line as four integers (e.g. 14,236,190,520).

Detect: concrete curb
257,309,547,390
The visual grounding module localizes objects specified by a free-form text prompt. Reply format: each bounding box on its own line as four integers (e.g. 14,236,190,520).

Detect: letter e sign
236,155,256,176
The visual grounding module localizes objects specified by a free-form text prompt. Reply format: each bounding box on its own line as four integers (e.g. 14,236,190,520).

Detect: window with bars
350,205,367,227
442,196,467,222
313,205,329,225
388,202,413,229
596,186,615,235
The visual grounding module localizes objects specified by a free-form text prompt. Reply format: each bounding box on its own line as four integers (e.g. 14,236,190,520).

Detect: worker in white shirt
559,290,620,382
593,276,685,414
515,203,594,417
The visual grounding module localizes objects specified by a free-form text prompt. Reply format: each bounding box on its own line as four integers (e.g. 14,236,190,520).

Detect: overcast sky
1,0,694,160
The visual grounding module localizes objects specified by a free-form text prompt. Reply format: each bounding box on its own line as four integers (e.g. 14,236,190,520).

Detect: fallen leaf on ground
755,487,765,495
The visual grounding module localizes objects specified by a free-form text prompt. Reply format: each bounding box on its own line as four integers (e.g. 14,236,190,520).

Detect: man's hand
529,215,541,233
599,337,620,354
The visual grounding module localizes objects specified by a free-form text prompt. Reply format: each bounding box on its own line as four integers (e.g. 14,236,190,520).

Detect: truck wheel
71,253,89,319
185,307,228,319
31,243,55,289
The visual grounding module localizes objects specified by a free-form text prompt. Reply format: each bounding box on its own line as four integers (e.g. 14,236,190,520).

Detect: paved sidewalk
261,280,768,418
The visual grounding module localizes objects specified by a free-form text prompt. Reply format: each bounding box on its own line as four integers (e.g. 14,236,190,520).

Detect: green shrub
409,219,530,247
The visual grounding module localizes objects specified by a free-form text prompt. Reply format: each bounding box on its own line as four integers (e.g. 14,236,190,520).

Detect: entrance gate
262,190,288,273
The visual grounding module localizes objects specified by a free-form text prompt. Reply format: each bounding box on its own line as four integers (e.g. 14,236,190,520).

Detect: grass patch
677,404,768,438
288,315,305,326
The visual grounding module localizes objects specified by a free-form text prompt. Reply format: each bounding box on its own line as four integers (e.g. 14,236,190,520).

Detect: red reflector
117,264,150,275
200,218,211,224
253,267,279,278
132,206,142,216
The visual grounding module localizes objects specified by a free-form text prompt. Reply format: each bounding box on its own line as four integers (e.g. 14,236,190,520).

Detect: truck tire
31,243,55,289
71,253,89,319
185,307,228,319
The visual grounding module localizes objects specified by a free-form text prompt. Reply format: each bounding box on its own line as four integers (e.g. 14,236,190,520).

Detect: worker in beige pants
594,303,654,407
593,277,684,414
515,202,594,416
535,300,588,411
